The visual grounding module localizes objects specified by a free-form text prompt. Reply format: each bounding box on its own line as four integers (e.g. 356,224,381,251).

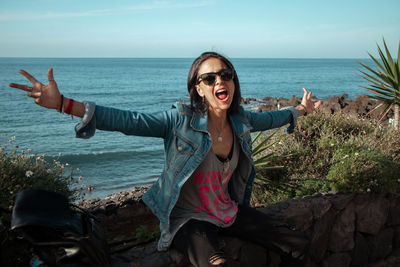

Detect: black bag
10,189,110,267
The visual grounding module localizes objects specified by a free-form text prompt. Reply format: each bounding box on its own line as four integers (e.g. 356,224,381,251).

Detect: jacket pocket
168,130,197,176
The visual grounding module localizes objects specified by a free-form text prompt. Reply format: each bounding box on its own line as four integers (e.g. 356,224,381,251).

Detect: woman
10,52,321,266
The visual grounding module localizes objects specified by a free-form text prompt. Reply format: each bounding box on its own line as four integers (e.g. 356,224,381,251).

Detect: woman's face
195,57,235,114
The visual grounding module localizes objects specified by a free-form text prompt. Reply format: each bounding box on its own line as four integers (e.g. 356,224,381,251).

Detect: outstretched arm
9,68,85,118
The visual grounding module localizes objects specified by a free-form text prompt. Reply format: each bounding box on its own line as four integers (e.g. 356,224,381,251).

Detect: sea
0,58,373,199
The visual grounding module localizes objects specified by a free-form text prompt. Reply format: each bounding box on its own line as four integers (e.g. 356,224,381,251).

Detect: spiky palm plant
251,130,284,185
359,38,400,129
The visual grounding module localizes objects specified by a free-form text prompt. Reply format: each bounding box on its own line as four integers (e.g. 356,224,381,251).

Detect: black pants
172,205,309,267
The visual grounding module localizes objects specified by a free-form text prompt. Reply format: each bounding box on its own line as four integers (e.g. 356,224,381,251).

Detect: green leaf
369,51,395,81
359,62,394,85
252,130,278,155
383,38,399,83
359,69,391,87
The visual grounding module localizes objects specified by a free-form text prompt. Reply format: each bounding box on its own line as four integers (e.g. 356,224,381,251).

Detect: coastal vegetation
251,111,400,207
359,38,400,129
0,134,84,266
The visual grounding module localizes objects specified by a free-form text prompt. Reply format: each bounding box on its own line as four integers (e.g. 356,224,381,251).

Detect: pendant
217,136,223,142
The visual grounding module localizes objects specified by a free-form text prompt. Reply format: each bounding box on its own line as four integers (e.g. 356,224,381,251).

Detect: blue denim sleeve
246,106,298,133
75,102,177,139
75,102,96,139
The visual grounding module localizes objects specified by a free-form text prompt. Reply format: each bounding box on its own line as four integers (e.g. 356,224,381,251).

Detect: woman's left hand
298,87,322,116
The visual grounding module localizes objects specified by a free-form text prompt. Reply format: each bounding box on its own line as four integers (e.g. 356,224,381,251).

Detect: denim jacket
75,102,298,251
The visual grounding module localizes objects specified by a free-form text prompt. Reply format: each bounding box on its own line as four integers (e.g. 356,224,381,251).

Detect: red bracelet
64,98,74,119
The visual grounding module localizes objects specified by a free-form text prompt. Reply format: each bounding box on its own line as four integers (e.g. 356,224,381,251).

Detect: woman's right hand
9,68,62,110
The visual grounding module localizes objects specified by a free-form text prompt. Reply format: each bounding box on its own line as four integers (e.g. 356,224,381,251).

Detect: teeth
215,89,228,101
216,89,227,93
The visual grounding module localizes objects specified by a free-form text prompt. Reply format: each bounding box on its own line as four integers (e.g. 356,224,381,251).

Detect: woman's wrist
60,96,85,118
57,94,64,112
296,104,308,116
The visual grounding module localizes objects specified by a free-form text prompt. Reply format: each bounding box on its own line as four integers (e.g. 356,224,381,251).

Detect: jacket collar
190,107,252,137
190,110,209,134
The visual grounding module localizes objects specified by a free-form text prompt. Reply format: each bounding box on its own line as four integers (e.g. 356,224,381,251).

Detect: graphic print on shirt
193,170,238,225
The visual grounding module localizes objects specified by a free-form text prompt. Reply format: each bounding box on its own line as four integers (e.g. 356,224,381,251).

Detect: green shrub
0,134,85,266
327,145,400,194
251,112,400,207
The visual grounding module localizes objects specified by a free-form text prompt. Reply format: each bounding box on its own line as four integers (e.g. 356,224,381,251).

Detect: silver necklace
217,132,223,142
211,117,225,142
216,124,224,142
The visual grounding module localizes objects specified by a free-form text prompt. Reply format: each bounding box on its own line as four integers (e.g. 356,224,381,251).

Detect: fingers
302,88,312,101
18,69,39,84
27,91,41,98
47,68,55,83
301,87,323,114
302,87,308,97
314,100,323,109
9,83,33,92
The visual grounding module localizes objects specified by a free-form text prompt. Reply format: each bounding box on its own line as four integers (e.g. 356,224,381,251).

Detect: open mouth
215,89,229,101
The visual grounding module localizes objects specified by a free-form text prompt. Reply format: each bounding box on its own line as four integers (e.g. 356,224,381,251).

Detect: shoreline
243,94,392,123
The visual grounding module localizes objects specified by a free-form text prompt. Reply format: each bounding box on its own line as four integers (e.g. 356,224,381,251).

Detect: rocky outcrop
79,189,400,267
243,94,394,123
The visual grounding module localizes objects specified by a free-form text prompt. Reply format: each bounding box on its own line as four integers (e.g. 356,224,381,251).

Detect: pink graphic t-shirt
171,135,240,227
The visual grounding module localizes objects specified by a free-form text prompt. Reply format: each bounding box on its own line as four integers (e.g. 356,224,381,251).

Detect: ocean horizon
1,57,375,199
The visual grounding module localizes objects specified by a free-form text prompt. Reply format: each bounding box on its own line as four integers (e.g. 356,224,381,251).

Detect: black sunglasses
197,69,234,86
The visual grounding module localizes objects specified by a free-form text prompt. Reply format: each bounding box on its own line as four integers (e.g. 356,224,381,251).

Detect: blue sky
0,0,399,58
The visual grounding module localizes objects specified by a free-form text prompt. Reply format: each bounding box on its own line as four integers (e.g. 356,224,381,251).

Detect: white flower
58,152,62,156
367,188,371,193
25,170,34,177
11,136,16,141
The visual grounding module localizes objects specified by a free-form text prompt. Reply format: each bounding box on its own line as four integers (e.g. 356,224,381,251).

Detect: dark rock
322,252,352,267
253,94,392,123
309,209,337,263
355,194,389,235
367,228,394,262
140,252,172,267
308,196,332,220
352,233,369,266
393,226,400,248
329,202,355,252
77,188,400,266
388,198,400,226
378,248,400,267
328,194,354,211
277,198,314,231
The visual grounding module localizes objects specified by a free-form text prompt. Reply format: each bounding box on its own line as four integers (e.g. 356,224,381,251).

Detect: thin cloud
0,0,213,22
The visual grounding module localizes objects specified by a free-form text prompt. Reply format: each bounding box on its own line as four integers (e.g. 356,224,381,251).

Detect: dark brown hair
187,52,241,114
